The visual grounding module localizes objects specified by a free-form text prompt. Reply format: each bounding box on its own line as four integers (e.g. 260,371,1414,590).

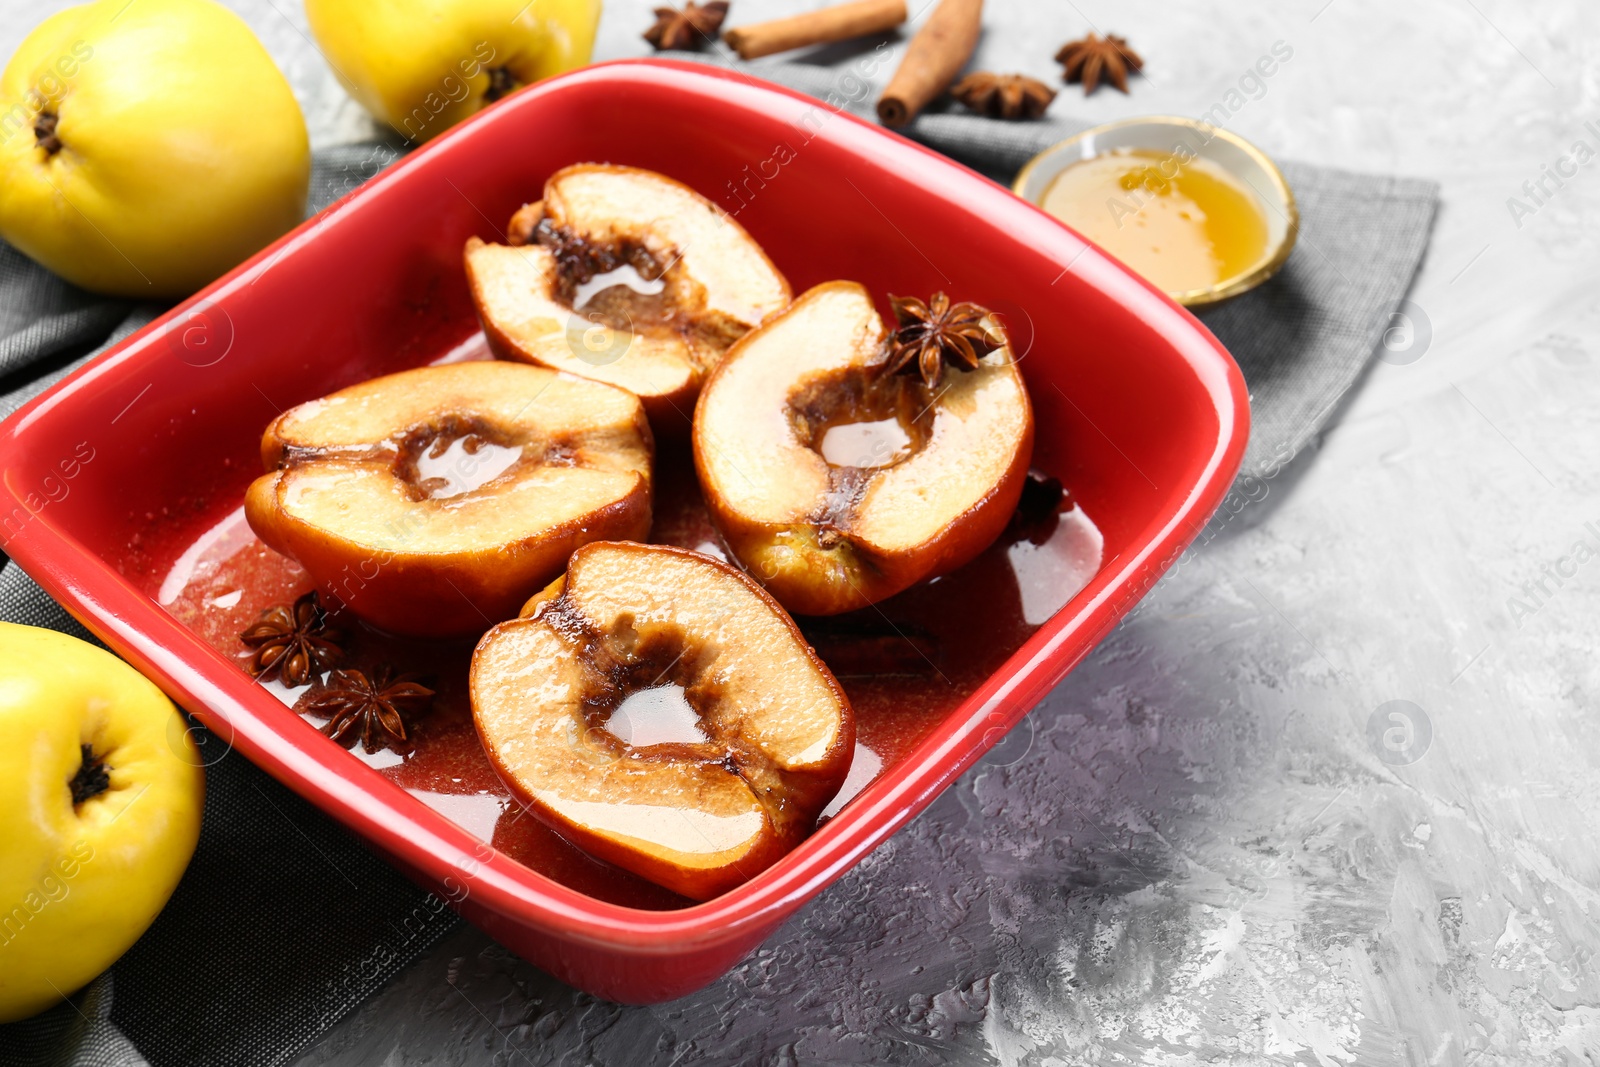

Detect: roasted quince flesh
244,361,654,638
694,281,1034,615
471,541,854,901
464,163,791,428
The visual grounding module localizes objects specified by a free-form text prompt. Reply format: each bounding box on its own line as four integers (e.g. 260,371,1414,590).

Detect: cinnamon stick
876,0,982,127
723,0,907,60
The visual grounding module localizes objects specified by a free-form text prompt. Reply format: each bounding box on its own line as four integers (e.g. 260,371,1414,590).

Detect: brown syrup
148,373,1102,912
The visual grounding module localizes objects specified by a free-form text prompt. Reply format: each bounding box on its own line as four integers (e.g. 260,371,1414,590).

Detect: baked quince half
471,541,853,901
694,282,1034,616
244,362,653,638
463,164,791,429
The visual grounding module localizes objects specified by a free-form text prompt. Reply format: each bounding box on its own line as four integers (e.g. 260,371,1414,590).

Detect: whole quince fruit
0,0,310,297
0,623,205,1023
306,0,600,142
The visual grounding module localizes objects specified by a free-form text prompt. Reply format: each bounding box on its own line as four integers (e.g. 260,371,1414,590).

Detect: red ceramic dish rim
0,59,1249,958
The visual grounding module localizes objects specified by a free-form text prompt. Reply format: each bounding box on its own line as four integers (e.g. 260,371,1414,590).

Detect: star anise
1055,33,1143,95
880,293,1006,390
643,1,729,51
305,667,434,753
240,591,344,686
951,73,1057,120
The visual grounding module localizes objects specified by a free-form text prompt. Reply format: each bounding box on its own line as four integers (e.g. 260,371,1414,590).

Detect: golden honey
1041,148,1270,296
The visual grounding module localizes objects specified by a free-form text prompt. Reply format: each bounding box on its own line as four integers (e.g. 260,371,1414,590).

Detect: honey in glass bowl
1041,148,1270,299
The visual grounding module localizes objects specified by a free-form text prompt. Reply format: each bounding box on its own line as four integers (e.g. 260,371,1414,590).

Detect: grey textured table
7,0,1599,1063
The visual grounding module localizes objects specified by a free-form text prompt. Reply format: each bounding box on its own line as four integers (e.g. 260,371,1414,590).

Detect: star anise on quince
880,293,1006,390
1055,33,1143,95
643,1,729,51
240,591,344,686
305,667,434,753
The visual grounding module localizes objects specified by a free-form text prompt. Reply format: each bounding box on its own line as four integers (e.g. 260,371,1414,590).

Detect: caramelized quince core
693,280,1034,615
470,541,854,900
464,164,791,429
244,361,654,637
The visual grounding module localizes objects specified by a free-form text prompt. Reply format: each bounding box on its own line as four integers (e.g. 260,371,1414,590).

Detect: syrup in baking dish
150,415,1101,910
408,433,523,499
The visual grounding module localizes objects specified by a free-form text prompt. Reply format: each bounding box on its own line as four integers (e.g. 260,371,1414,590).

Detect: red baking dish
0,60,1247,1002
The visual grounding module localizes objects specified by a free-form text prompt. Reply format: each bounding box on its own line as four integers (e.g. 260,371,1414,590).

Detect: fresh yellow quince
0,0,310,297
0,623,205,1023
306,0,601,142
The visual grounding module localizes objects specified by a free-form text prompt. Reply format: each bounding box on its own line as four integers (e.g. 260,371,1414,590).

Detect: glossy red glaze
0,61,1248,1002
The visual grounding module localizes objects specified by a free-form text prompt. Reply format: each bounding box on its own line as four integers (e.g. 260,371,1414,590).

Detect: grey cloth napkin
0,62,1436,1067
0,975,143,1067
